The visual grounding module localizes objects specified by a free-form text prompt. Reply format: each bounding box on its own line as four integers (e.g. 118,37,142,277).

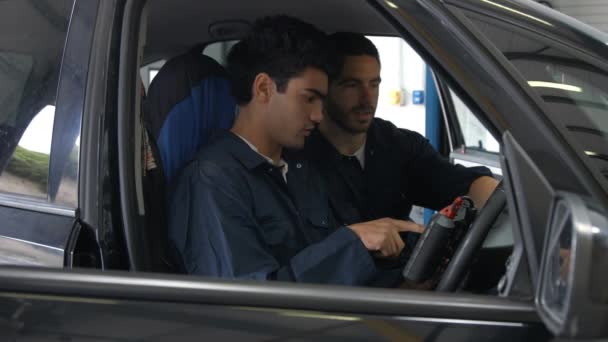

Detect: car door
2,0,550,340
440,1,608,337
0,0,100,267
4,0,608,340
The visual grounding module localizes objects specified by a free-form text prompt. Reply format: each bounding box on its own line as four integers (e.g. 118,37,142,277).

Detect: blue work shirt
168,131,401,286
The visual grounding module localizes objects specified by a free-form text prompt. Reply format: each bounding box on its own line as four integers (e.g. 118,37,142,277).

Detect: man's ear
252,73,275,104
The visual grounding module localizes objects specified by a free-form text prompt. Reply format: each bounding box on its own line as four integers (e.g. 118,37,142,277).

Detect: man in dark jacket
168,17,422,286
305,32,497,227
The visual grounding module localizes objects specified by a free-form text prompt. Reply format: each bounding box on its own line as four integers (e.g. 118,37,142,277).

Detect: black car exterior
0,0,606,339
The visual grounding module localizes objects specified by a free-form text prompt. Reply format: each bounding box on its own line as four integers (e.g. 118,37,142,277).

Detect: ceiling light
481,0,552,26
385,0,398,9
528,81,582,92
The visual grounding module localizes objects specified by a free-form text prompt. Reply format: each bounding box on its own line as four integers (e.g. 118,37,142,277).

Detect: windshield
462,11,608,182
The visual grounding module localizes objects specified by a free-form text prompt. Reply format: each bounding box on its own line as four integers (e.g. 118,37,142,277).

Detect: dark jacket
168,131,403,286
305,118,492,225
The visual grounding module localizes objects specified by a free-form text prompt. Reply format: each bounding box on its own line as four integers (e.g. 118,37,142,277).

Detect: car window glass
0,52,33,130
0,0,75,204
145,38,431,225
367,36,427,134
461,11,608,182
450,89,500,153
202,40,238,66
203,36,435,225
200,37,429,136
140,59,165,92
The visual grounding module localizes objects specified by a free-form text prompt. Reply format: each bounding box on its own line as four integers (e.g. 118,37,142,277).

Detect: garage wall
369,36,427,135
552,0,608,33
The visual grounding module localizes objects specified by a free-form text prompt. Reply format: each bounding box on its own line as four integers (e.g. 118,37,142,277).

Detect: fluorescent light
480,0,553,26
581,224,601,234
385,0,398,9
528,81,582,92
280,311,361,321
585,151,598,157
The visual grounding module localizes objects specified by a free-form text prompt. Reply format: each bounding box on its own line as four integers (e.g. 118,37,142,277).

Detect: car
0,0,607,339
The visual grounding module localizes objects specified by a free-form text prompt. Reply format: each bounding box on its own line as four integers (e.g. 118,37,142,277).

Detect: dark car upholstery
143,51,236,271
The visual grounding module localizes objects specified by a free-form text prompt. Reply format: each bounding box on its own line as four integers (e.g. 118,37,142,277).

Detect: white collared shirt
235,133,289,182
350,141,366,169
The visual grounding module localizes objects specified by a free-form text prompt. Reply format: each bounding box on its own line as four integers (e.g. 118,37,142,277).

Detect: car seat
142,51,236,272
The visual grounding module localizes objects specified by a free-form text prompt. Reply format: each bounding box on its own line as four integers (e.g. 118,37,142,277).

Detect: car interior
115,0,516,297
0,0,526,306
0,0,562,302
4,2,608,338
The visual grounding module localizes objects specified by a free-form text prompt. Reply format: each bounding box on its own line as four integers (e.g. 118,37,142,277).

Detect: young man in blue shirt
168,16,422,286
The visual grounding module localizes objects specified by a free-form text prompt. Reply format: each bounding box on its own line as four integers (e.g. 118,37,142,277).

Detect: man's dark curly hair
227,16,336,105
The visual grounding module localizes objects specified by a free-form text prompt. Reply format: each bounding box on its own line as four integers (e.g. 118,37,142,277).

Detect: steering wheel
435,180,506,291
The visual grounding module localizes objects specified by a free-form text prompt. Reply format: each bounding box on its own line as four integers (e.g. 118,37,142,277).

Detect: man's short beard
325,100,372,135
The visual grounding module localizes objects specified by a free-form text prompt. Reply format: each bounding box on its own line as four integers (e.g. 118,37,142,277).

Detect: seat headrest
145,52,236,182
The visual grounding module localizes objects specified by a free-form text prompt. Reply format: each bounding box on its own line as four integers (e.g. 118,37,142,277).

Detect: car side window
0,0,75,205
202,40,239,67
450,89,500,154
446,88,503,177
140,60,165,92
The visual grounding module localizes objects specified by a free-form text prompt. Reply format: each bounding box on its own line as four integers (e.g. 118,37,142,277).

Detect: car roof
143,0,398,64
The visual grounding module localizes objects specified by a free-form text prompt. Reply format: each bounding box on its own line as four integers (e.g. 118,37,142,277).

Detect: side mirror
537,192,608,338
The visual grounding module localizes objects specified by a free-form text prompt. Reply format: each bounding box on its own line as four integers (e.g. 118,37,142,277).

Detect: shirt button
296,163,302,169
268,168,273,173
321,220,326,225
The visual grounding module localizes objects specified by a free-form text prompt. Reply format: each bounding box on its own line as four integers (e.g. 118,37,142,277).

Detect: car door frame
111,0,547,330
9,0,602,338
0,0,99,268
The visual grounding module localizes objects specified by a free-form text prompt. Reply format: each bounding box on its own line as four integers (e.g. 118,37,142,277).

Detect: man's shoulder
186,132,247,181
303,128,339,164
304,128,331,152
370,118,427,146
195,132,234,160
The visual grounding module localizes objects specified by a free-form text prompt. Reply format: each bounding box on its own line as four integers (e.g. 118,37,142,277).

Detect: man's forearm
467,176,498,208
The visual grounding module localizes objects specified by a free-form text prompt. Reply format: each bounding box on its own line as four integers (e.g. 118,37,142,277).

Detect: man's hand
348,218,424,258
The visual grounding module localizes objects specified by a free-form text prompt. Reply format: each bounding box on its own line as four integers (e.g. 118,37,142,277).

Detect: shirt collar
307,129,345,163
351,141,366,169
218,131,268,170
307,129,367,168
366,118,386,150
231,132,289,180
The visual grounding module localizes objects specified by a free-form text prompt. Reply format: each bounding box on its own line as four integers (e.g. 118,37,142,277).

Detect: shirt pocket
257,217,300,261
305,211,330,228
301,204,332,242
329,199,362,226
258,216,293,246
